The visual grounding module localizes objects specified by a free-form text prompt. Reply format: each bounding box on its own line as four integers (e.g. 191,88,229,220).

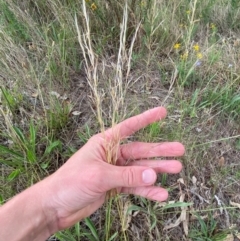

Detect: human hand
43,107,185,231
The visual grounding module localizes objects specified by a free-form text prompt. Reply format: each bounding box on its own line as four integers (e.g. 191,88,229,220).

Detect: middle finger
118,142,185,162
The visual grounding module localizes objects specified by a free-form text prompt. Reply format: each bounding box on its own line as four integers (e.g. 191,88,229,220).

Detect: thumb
104,166,157,189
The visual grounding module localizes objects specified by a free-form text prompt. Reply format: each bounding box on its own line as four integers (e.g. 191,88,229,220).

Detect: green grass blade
44,140,62,155
54,232,76,241
29,121,36,146
108,231,118,241
0,158,23,168
85,217,99,241
74,222,80,239
127,204,146,214
0,194,4,204
26,149,36,163
13,126,25,143
7,169,21,181
0,145,23,159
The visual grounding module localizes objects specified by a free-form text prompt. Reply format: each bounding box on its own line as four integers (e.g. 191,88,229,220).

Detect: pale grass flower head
181,52,188,60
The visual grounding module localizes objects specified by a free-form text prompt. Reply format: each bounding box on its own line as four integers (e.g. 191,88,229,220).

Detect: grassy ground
0,0,240,240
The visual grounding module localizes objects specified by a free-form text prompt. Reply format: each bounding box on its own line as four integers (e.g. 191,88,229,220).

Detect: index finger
103,107,167,140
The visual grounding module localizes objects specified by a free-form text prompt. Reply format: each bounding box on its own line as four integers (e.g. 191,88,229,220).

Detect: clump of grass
189,213,228,241
0,1,29,42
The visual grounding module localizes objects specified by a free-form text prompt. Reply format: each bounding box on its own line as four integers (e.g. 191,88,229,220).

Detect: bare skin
0,107,185,241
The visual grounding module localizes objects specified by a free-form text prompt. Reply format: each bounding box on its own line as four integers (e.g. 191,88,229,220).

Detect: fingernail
142,169,156,184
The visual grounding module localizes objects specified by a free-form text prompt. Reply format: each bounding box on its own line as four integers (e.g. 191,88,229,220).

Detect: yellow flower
91,3,97,11
193,44,200,52
173,43,181,50
181,52,188,60
186,10,191,15
197,52,203,59
210,23,216,30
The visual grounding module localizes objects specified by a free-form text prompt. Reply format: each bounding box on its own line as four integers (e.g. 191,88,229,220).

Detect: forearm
0,178,58,241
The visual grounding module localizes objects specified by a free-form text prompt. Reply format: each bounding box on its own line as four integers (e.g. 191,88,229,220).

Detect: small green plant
39,139,62,170
0,87,23,114
227,0,240,30
144,122,162,141
55,218,102,241
0,121,62,181
189,214,228,241
78,124,93,144
236,139,240,150
199,86,240,119
47,98,72,132
54,223,81,241
0,122,37,166
0,1,29,42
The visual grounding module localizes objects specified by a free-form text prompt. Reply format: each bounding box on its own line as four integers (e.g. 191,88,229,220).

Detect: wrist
36,175,60,235
0,176,59,241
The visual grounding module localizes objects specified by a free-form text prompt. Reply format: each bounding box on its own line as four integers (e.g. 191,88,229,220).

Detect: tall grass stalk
75,1,141,239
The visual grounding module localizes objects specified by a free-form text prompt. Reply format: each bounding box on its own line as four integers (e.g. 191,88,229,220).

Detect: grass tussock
0,0,240,240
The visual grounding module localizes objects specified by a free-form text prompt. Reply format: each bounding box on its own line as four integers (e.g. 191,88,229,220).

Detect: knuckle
145,189,157,199
139,189,151,199
122,167,135,187
139,188,157,200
